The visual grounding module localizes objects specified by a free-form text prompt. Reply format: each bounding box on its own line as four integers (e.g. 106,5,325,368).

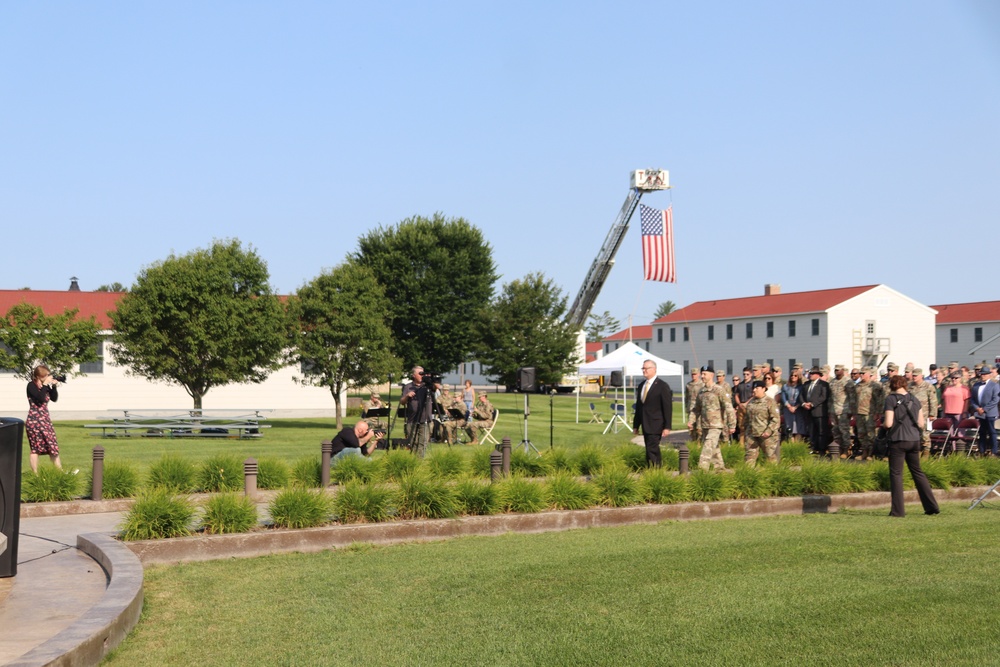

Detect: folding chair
954,418,981,456
480,408,500,446
588,402,604,424
928,418,954,457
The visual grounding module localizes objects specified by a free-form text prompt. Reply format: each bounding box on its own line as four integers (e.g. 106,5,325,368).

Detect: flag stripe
639,204,676,283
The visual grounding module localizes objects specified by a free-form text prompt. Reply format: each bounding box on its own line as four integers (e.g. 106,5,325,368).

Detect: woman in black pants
883,375,940,517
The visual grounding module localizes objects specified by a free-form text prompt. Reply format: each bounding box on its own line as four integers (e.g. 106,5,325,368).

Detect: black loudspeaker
516,367,536,392
608,371,624,387
0,418,24,578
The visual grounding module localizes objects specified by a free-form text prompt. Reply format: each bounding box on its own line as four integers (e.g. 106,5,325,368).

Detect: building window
614,343,619,350
80,340,105,374
657,328,663,343
726,324,733,340
866,321,876,335
726,359,733,375
975,327,983,342
789,358,796,372
812,358,820,369
766,321,774,338
605,343,610,354
683,360,689,374
746,323,753,339
788,320,796,337
670,328,676,343
708,325,714,341
811,318,820,336
767,358,774,367
644,342,649,351
707,359,714,371
683,327,689,342
950,329,958,343
745,358,753,371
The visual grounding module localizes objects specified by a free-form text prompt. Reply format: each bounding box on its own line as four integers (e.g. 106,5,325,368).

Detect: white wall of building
936,322,1000,367
828,286,936,370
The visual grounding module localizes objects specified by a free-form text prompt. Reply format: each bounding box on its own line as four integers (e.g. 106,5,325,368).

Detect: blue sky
2,2,998,330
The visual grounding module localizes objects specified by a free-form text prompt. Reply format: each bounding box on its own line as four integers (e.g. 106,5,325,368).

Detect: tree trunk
331,386,343,430
192,392,203,412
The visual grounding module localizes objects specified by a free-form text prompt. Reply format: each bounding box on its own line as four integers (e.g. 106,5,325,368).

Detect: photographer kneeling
331,421,380,462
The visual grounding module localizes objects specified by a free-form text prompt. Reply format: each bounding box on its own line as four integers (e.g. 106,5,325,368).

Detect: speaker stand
520,393,541,456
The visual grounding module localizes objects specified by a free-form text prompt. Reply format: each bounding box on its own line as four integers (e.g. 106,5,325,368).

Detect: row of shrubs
119,454,1000,539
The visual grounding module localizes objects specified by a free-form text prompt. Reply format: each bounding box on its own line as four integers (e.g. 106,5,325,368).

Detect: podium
0,418,24,577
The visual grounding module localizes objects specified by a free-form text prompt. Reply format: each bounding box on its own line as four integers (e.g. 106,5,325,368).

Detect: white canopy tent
576,342,686,423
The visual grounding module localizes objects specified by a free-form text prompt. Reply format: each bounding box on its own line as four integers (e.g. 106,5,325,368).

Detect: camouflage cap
822,364,831,374
948,362,959,369
912,368,923,375
716,370,726,377
904,362,915,371
370,392,381,399
886,362,898,371
974,363,984,371
834,364,846,371
773,365,782,373
862,366,875,374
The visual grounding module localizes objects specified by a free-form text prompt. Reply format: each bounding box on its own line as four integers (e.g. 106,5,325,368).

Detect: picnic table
84,409,271,439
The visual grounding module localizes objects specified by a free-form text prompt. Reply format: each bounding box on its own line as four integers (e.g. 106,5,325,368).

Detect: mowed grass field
33,392,678,476
104,502,1000,666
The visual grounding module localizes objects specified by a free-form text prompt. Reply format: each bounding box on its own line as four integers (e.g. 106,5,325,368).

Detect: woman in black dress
26,365,62,474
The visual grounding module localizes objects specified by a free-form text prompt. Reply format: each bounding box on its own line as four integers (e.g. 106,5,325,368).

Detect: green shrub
90,460,141,499
686,468,734,502
396,474,459,519
640,468,689,504
945,456,986,487
721,443,744,469
544,447,579,474
497,477,547,513
333,481,396,523
378,449,420,482
687,443,702,467
454,477,500,515
269,488,332,529
780,439,810,465
764,465,804,497
147,455,197,492
591,465,644,507
977,456,1000,484
21,466,80,502
468,447,492,478
545,472,597,510
511,449,552,477
201,493,258,534
426,449,466,479
661,447,680,471
256,457,291,490
920,458,952,491
613,444,648,472
330,454,379,484
197,454,245,492
291,457,323,488
119,488,195,540
574,445,610,476
731,465,770,499
800,461,849,495
840,463,877,493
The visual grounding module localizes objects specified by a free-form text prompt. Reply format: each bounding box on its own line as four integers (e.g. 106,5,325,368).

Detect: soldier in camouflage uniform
362,392,388,433
688,367,736,471
908,369,938,456
468,393,496,445
743,380,780,466
829,365,857,457
715,370,733,442
441,392,470,445
686,369,704,443
855,366,884,459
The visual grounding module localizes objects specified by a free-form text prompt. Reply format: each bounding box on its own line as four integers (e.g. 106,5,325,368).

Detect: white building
932,301,1000,367
649,284,937,376
0,290,342,420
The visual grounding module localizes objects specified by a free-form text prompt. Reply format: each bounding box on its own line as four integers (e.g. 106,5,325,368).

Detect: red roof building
0,290,123,330
930,301,1000,365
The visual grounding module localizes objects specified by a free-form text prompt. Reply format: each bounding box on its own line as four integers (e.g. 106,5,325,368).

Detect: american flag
639,204,675,282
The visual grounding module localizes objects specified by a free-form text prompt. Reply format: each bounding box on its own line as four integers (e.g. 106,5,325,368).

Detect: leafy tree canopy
475,272,580,388
96,282,127,292
352,213,497,374
584,310,621,342
109,239,287,409
653,300,677,319
287,261,399,429
0,303,101,380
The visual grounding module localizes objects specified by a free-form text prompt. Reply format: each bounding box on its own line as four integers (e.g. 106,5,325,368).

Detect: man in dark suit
970,367,1000,456
802,366,830,455
633,359,673,467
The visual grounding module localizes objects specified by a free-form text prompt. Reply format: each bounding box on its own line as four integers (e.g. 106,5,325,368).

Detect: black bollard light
92,446,105,502
321,441,333,488
490,450,503,483
828,439,840,459
501,436,511,477
244,457,258,499
678,444,689,475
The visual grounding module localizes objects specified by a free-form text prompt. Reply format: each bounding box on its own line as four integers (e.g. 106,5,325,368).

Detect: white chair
480,408,500,445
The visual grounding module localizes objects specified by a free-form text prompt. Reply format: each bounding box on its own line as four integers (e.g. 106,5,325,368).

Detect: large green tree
475,272,580,388
653,300,677,319
109,240,287,409
0,303,101,380
584,310,621,342
287,262,399,429
352,213,497,374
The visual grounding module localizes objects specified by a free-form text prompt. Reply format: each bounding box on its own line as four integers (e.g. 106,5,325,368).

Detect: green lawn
36,393,679,476
104,502,1000,666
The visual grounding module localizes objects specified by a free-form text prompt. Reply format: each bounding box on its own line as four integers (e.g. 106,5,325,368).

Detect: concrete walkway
0,512,122,666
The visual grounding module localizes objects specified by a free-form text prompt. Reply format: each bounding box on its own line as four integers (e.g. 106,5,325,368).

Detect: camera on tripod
420,370,442,387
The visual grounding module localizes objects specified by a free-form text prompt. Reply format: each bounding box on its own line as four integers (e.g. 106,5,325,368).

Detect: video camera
420,370,443,387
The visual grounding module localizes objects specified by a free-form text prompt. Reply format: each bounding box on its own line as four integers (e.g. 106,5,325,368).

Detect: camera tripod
520,393,541,456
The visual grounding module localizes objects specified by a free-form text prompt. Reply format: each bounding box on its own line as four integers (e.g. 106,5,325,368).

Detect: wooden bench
84,409,272,439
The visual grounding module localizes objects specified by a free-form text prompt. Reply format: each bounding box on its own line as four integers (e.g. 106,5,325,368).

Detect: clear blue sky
2,2,998,330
